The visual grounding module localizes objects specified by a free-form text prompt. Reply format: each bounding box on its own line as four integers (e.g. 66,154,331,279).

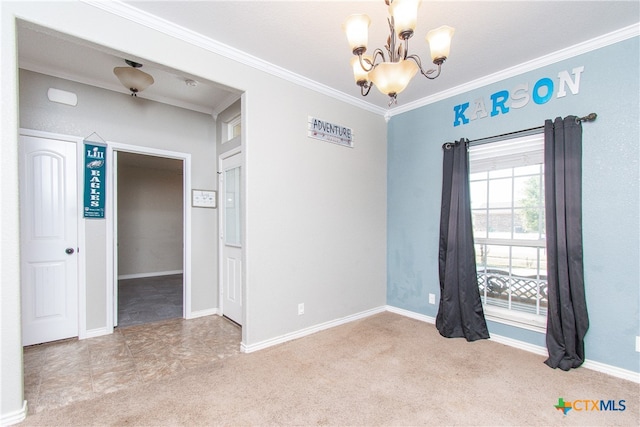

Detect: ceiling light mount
344,0,454,106
124,59,142,68
113,59,154,96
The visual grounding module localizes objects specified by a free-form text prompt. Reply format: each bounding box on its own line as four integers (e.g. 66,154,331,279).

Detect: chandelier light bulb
344,14,371,55
426,25,455,63
389,0,421,39
350,55,372,85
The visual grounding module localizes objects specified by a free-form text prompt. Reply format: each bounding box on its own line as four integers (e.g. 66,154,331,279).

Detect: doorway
113,149,189,327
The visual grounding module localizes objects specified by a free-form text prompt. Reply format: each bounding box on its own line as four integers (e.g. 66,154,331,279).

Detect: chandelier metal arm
385,16,410,63
358,48,387,72
405,54,443,80
355,14,416,73
360,82,374,97
386,17,398,61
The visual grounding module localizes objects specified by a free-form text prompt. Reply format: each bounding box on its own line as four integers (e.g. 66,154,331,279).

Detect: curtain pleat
436,139,489,342
544,116,589,370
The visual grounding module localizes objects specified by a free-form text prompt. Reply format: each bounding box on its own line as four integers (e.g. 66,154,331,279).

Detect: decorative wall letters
453,66,584,127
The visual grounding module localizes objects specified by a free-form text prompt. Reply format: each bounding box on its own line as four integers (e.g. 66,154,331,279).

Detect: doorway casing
108,142,193,332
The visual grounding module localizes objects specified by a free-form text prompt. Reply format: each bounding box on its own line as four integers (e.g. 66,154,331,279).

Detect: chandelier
344,0,454,106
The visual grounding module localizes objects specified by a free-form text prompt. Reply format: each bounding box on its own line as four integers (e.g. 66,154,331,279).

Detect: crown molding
81,2,637,119
388,23,640,117
81,0,387,117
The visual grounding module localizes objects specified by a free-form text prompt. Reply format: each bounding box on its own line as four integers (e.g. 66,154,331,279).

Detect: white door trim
112,150,119,326
107,142,192,327
218,146,243,323
18,128,86,339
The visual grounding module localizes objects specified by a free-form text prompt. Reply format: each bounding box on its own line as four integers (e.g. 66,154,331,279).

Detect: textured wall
117,160,184,277
3,2,388,420
387,37,639,373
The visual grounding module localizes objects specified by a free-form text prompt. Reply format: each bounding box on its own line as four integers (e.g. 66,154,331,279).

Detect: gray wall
117,158,184,277
2,2,387,419
18,69,218,328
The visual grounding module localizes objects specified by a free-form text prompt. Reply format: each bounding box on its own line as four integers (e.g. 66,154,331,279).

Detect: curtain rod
467,113,597,147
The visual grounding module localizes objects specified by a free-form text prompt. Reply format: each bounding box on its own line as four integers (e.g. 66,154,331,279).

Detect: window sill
484,306,546,334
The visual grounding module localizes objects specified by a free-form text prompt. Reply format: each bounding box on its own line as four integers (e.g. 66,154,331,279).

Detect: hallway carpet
21,312,639,426
117,274,183,327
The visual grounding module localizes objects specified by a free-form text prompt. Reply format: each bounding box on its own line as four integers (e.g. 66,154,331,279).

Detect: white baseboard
81,327,112,340
118,270,183,280
187,308,218,319
75,302,639,384
386,305,437,324
488,333,548,356
241,306,387,353
582,359,640,383
1,400,27,426
489,333,640,383
386,305,640,384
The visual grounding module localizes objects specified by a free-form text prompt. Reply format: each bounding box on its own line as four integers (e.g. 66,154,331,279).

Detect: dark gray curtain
544,116,589,370
436,139,489,342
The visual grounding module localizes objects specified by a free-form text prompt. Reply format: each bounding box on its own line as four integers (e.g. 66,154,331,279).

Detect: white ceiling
17,1,640,116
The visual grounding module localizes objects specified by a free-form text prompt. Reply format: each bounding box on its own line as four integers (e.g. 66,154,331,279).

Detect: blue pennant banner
83,142,106,218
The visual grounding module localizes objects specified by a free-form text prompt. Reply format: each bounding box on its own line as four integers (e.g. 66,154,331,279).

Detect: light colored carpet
20,312,639,426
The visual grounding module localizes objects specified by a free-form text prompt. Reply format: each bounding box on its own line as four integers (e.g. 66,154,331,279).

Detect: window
469,133,547,330
224,115,241,143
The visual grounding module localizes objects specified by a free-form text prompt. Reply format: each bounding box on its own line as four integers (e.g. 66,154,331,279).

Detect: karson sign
453,66,584,127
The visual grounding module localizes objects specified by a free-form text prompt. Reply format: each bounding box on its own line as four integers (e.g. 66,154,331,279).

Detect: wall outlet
636,336,640,353
429,293,436,305
298,303,304,315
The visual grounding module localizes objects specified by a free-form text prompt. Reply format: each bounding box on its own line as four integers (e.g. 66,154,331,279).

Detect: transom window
469,133,547,330
223,115,241,144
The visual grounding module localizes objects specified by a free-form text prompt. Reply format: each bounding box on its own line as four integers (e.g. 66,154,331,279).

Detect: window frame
223,115,241,144
468,132,547,332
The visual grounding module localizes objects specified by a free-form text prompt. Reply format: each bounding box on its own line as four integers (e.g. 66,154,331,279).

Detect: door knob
65,248,75,255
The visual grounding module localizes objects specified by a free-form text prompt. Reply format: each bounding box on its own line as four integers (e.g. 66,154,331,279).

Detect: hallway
23,315,241,414
118,274,183,327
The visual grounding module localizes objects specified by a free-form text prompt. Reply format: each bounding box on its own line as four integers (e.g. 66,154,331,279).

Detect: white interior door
20,135,79,346
220,151,243,325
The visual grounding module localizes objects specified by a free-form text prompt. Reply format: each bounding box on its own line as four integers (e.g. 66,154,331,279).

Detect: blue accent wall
387,37,639,373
